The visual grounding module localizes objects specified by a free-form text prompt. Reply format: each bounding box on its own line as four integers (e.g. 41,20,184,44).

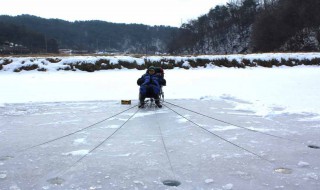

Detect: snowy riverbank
1,66,320,116
1,52,320,72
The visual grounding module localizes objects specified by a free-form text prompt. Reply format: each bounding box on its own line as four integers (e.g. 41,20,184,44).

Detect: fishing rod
163,104,273,164
164,101,303,144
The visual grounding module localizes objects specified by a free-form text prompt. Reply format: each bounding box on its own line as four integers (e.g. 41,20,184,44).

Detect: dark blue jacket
138,73,164,95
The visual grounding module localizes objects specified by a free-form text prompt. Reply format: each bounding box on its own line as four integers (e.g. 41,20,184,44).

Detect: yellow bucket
121,100,131,105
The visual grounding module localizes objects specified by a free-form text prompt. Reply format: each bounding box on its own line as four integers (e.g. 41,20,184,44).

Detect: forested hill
168,0,320,54
2,0,320,55
0,14,178,54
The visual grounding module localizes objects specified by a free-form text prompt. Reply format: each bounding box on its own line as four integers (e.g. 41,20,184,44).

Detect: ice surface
0,100,319,189
0,66,320,189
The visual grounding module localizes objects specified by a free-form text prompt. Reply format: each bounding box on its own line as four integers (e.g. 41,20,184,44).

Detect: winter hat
148,66,155,71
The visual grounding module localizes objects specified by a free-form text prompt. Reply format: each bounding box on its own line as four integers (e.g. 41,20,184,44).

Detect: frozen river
0,99,319,189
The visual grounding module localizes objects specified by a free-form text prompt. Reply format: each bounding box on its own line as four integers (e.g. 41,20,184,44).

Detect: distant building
0,41,30,54
58,49,72,54
72,50,89,54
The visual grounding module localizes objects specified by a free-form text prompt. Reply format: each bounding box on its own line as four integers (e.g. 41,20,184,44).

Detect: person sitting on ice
137,66,166,108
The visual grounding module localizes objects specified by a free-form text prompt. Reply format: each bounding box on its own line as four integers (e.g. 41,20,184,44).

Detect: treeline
0,15,177,54
0,21,59,53
1,0,320,55
252,0,320,52
168,0,320,54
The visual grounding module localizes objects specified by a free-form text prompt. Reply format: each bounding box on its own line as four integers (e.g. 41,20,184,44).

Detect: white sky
0,0,228,27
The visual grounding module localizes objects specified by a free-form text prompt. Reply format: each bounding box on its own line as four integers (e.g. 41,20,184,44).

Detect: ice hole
162,180,181,187
308,145,320,149
0,156,14,161
47,177,65,185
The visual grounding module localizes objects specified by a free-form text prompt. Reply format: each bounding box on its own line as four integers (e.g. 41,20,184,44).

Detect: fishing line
164,101,303,144
18,104,138,153
155,117,177,180
53,108,140,178
164,104,273,164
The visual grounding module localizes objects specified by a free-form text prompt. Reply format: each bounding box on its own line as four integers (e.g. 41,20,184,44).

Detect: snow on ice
62,150,90,156
298,161,310,168
204,178,214,183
